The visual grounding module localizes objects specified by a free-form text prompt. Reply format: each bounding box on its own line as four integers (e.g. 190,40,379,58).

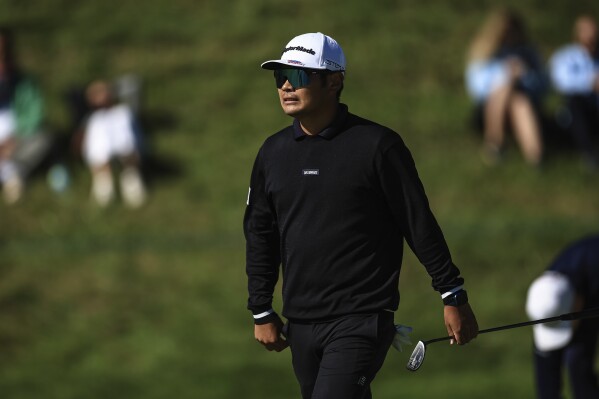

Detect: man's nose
281,79,294,90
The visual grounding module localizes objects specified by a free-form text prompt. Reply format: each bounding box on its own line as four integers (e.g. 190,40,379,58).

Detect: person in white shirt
549,15,599,170
82,80,146,208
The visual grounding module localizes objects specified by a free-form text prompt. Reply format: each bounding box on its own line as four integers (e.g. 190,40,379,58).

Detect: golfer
526,234,599,398
244,32,479,399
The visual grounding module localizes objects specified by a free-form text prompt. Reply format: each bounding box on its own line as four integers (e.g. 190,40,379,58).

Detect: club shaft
424,306,599,345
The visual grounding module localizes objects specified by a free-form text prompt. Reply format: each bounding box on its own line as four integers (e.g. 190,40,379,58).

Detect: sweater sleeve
377,139,464,294
244,148,281,322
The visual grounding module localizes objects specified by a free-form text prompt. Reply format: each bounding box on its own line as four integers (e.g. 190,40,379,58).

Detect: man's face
275,69,332,118
575,16,597,49
86,81,112,108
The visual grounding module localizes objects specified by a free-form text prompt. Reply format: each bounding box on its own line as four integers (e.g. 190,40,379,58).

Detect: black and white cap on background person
261,32,346,72
526,271,576,351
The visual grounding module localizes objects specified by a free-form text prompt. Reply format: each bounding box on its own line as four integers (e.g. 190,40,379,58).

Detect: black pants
285,312,396,399
533,319,599,399
564,94,599,163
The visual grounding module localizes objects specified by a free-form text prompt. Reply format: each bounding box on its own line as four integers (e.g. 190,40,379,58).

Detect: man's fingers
448,327,471,345
446,326,456,345
454,326,478,345
254,319,288,351
263,337,288,352
445,304,479,346
273,339,289,352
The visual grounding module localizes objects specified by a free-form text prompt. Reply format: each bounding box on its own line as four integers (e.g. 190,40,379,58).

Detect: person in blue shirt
526,234,599,399
549,15,599,171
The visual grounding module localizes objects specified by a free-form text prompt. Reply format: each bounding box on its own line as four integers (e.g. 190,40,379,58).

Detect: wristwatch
443,290,468,307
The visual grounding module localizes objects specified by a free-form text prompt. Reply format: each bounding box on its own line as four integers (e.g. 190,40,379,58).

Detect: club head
406,340,426,371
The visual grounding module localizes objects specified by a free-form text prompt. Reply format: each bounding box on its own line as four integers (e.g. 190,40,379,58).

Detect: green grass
1,0,599,398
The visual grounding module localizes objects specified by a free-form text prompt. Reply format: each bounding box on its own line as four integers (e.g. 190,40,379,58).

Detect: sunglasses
274,68,327,89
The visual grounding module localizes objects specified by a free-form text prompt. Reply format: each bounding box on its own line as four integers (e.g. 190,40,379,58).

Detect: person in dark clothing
549,15,599,170
526,234,599,399
244,32,479,399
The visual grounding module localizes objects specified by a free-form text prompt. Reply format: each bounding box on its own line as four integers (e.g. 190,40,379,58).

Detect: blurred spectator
465,9,547,167
549,15,599,171
114,74,143,116
81,79,146,208
0,27,52,204
67,74,144,158
526,234,599,399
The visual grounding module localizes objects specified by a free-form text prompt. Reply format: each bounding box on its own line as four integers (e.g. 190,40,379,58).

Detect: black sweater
244,104,463,322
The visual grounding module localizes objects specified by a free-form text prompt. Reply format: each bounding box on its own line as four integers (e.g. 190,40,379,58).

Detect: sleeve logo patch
302,169,320,176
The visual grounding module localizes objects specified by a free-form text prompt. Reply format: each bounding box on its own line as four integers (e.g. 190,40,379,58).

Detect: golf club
406,306,599,372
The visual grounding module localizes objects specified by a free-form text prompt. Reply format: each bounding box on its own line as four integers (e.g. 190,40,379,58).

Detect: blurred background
0,0,598,398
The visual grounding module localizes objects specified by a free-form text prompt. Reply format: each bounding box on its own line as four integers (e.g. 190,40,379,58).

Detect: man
244,32,479,399
526,234,599,399
549,15,599,170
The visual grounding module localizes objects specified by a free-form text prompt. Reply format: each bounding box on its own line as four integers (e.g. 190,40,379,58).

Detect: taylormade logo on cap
261,32,346,72
282,46,316,56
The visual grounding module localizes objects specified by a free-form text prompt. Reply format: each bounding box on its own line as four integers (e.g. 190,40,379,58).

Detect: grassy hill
1,0,599,398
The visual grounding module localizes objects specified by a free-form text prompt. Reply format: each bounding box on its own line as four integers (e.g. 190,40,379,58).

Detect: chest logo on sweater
302,169,319,176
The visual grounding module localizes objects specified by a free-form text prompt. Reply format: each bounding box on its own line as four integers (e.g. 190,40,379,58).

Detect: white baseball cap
261,32,346,72
525,271,575,351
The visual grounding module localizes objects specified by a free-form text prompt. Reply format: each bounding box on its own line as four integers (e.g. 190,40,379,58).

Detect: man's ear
328,72,344,92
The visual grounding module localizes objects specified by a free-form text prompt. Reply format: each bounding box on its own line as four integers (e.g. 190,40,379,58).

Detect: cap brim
261,60,327,70
532,320,573,351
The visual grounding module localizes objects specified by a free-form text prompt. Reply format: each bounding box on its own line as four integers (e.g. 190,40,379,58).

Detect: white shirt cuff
441,285,464,299
253,309,274,319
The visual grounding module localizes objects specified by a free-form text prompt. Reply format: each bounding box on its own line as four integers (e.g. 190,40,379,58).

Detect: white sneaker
91,170,114,207
120,167,146,208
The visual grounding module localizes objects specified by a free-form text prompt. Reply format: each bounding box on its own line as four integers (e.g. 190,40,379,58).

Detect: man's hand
254,315,288,352
444,303,479,345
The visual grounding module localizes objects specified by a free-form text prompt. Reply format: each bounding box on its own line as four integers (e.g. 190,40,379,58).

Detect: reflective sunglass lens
274,69,311,88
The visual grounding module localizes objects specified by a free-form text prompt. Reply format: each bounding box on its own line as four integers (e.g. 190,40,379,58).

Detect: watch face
455,291,468,305
444,290,468,306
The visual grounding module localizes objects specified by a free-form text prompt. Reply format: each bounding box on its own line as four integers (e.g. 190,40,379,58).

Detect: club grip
426,335,453,344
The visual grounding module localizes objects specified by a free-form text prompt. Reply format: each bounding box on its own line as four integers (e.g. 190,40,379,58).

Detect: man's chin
281,105,303,118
